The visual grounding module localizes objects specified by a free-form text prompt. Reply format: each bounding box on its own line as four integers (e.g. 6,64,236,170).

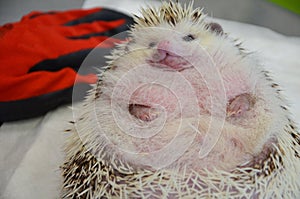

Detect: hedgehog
61,1,300,198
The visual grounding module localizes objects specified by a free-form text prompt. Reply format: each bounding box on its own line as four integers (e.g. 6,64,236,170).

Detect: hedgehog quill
61,1,300,198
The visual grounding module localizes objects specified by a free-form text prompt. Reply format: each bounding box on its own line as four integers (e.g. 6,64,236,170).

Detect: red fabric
0,8,124,101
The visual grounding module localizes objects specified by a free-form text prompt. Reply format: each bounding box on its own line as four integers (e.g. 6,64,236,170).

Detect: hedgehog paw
129,104,161,122
227,93,254,117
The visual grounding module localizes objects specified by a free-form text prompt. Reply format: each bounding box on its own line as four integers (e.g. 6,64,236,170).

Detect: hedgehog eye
183,34,195,41
149,42,156,48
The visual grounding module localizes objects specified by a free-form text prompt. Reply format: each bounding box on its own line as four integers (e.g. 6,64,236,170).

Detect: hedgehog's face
127,21,224,71
123,21,255,119
96,4,279,172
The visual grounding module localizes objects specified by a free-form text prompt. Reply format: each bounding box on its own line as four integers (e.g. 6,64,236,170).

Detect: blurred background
0,0,299,36
192,0,300,36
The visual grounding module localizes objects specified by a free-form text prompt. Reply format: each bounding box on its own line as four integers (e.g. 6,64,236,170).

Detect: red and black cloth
0,8,133,122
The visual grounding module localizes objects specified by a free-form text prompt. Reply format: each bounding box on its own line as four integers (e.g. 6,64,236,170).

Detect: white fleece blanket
1,0,300,198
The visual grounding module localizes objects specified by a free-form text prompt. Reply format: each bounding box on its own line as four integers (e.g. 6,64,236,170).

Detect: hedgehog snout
149,41,192,71
152,49,167,62
151,40,176,60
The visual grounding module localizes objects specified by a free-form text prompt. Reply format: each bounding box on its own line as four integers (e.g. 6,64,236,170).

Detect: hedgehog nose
152,48,167,62
152,40,173,62
157,40,179,56
157,40,170,50
157,40,173,55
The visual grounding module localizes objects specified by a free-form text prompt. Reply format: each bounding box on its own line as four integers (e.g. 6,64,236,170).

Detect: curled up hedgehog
61,1,300,198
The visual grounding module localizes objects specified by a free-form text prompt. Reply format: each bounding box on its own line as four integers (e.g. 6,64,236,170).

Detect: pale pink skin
112,35,268,172
150,40,191,71
130,40,252,121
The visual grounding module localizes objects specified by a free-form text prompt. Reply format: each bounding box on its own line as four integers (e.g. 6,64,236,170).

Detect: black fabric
67,23,130,39
0,83,91,122
29,49,94,73
29,47,112,74
64,8,133,26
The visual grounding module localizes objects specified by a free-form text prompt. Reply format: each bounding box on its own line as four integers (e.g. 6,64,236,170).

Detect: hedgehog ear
206,22,223,34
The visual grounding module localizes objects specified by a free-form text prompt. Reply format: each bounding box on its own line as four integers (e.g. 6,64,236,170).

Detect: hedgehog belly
62,103,299,199
61,1,300,198
61,66,293,198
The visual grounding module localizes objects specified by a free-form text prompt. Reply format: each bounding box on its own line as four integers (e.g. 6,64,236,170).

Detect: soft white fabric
1,0,300,198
